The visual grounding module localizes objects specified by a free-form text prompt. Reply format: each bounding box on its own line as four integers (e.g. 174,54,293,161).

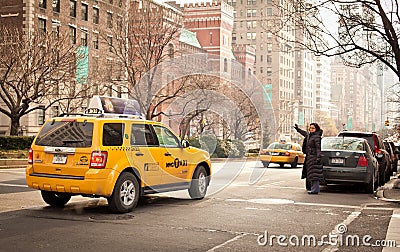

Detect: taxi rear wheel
107,172,139,213
291,157,298,168
41,191,71,207
189,166,208,199
262,161,269,168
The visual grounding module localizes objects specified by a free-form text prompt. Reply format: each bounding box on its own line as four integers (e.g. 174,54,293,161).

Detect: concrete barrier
0,159,27,169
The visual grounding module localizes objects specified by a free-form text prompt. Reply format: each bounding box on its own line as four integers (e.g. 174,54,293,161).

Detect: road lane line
207,233,248,252
321,210,361,252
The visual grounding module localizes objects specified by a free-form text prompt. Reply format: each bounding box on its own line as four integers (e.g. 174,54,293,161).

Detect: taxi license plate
331,158,344,164
53,154,67,164
271,152,279,156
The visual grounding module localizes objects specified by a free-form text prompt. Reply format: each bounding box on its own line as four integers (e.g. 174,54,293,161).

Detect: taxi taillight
28,148,33,164
90,151,108,168
284,151,290,156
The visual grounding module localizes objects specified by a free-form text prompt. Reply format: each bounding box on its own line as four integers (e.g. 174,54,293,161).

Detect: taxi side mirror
181,140,190,148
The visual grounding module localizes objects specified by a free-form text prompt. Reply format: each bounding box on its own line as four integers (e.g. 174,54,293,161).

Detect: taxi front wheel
107,172,140,213
41,191,71,207
189,166,208,199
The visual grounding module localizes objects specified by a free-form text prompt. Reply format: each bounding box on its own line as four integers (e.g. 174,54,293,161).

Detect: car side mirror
181,140,190,148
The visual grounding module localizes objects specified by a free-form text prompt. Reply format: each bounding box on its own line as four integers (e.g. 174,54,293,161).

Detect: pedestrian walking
294,123,323,194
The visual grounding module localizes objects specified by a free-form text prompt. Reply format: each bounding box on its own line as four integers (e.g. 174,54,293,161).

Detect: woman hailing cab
294,123,323,194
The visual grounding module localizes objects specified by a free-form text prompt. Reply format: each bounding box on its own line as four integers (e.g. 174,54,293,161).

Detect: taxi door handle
135,152,144,156
164,152,171,156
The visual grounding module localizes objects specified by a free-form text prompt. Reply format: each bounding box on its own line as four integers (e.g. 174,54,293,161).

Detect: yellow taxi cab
259,141,305,168
26,96,211,213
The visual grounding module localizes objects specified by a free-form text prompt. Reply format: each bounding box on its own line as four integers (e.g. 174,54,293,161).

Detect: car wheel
262,161,269,168
279,163,284,168
364,174,374,194
41,191,71,207
379,169,385,186
107,172,140,213
189,166,208,199
306,179,311,191
374,170,380,189
291,157,298,168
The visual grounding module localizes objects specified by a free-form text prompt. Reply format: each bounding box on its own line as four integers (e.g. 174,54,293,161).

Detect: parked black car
337,131,391,186
383,140,398,174
320,137,379,193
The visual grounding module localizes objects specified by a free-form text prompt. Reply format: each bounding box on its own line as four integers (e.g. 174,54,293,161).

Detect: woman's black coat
295,127,323,181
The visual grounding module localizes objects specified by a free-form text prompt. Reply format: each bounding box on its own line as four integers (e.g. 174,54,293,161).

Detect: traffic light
385,120,389,126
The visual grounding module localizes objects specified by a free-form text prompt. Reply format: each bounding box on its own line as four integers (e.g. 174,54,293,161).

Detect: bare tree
109,0,182,120
0,27,85,135
275,0,400,80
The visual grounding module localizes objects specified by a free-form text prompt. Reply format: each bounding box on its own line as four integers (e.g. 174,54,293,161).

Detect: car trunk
321,150,364,168
31,120,95,177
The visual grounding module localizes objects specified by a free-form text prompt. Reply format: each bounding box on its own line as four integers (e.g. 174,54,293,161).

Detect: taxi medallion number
53,154,67,164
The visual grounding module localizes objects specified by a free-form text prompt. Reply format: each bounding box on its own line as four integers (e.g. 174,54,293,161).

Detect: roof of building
179,28,202,48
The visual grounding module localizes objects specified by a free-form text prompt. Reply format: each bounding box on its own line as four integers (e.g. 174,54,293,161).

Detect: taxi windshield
267,143,291,150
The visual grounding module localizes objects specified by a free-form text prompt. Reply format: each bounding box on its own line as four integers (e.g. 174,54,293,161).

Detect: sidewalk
376,174,400,203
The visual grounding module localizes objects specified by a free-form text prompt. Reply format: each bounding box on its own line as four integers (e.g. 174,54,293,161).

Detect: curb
0,159,27,169
376,176,400,203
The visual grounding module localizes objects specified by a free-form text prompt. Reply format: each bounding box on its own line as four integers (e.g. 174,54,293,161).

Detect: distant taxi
260,142,305,168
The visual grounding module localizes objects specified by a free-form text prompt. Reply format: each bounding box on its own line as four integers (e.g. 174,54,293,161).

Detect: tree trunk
10,117,20,136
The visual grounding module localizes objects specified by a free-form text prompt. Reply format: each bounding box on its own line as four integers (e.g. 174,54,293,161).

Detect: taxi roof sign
87,96,144,119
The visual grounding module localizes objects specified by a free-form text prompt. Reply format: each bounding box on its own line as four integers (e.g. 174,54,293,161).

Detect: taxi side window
103,123,124,146
131,124,158,146
153,125,180,147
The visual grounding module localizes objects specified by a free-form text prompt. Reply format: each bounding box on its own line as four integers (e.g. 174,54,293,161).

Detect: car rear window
338,133,375,151
267,143,291,150
35,121,93,147
322,138,364,151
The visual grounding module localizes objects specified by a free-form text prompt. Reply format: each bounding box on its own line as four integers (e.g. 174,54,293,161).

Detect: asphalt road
0,161,399,252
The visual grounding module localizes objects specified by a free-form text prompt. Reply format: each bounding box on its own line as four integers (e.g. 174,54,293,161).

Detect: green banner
262,84,272,109
76,46,89,84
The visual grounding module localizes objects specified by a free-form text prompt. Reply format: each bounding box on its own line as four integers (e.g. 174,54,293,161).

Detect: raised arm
294,124,308,137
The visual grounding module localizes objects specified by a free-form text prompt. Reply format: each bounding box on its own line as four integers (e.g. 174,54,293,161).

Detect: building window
107,12,113,28
38,18,46,36
70,1,76,17
267,8,272,16
52,23,59,40
109,0,113,4
118,0,123,7
81,31,88,46
168,44,174,58
39,0,47,9
93,33,99,49
53,0,60,12
247,9,251,17
69,26,76,44
93,8,99,24
38,106,45,126
81,4,88,21
117,15,123,31
107,36,113,52
224,58,228,72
